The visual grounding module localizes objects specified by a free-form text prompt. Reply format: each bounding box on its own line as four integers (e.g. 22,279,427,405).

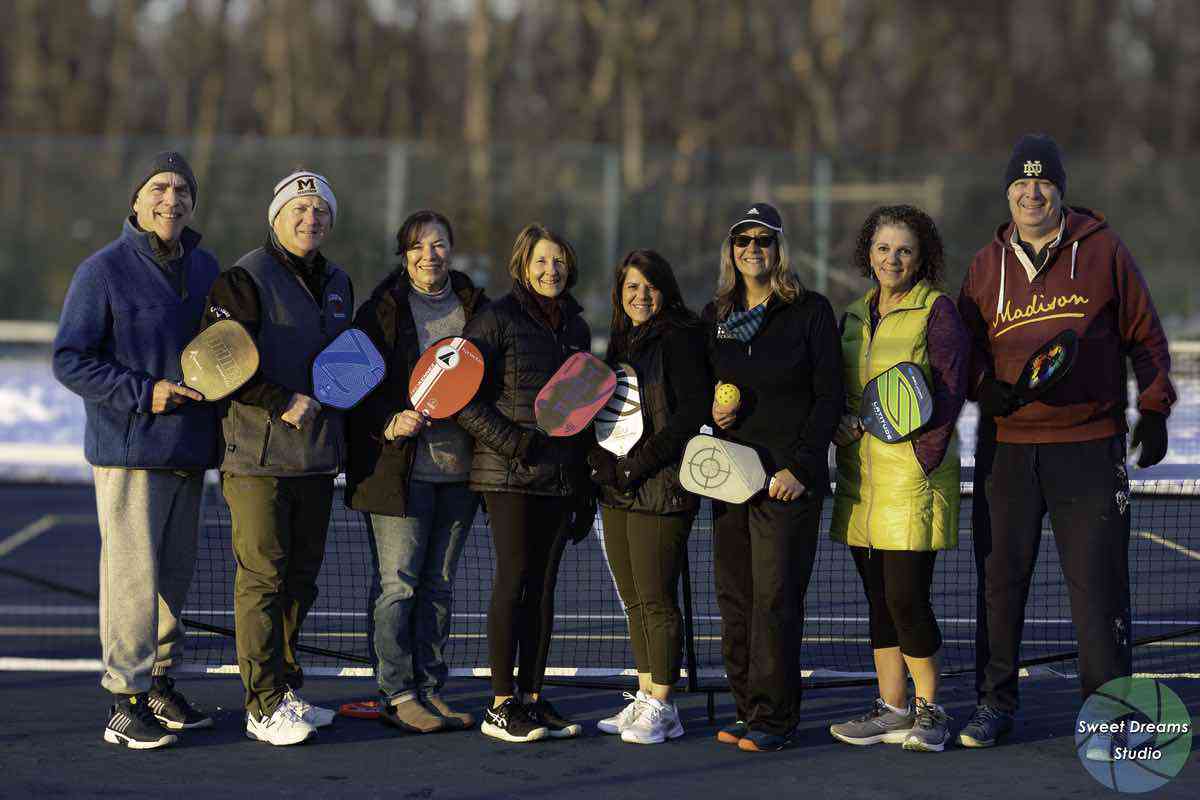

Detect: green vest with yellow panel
830,279,959,551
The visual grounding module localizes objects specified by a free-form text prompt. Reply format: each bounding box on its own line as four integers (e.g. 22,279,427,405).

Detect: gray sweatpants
94,467,204,695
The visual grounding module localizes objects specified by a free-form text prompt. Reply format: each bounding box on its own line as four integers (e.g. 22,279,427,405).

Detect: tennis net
2,469,1197,687
180,466,1200,686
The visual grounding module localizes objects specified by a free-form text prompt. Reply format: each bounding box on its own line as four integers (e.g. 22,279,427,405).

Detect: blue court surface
1,482,1197,798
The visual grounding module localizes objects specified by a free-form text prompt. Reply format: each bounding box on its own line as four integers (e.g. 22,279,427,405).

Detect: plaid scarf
716,302,767,343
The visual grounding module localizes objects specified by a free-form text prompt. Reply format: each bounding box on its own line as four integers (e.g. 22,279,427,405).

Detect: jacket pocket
122,411,136,465
258,416,274,467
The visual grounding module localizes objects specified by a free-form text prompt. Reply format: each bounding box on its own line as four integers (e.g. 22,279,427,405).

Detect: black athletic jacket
598,319,712,515
344,269,487,516
702,290,843,495
457,283,592,496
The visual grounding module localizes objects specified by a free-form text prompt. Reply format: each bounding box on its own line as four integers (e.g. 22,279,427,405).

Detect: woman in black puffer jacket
587,249,712,745
457,223,592,743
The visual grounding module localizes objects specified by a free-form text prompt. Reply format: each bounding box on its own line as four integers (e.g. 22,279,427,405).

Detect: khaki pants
94,467,203,695
223,473,335,717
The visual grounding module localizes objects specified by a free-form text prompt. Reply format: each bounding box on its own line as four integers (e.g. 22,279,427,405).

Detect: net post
679,537,700,696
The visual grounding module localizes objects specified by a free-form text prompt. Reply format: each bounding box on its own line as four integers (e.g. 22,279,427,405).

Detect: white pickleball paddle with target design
679,433,775,504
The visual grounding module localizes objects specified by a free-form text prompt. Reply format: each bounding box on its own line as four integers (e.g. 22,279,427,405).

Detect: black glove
516,429,565,464
564,492,598,544
587,448,620,488
1131,411,1168,468
977,377,1020,419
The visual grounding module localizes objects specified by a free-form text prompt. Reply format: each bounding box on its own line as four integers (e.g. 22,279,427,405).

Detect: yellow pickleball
715,382,741,410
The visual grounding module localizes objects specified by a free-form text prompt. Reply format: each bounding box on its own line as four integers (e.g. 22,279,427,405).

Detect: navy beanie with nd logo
1004,134,1066,197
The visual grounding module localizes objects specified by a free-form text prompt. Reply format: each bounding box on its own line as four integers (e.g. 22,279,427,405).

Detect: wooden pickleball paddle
179,319,259,401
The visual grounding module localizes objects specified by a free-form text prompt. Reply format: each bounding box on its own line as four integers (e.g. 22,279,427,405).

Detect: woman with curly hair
828,205,970,753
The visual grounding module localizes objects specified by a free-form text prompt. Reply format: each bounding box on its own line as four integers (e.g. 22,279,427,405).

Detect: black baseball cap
729,202,783,234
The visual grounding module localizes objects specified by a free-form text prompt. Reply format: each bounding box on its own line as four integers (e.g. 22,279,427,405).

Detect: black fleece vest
220,247,352,476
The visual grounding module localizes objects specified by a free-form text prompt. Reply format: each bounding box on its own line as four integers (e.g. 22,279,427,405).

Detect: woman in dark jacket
705,203,843,752
344,210,488,735
457,223,593,743
587,249,712,744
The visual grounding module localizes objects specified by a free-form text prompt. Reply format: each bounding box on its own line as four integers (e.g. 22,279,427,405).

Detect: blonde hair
713,228,803,318
506,223,579,291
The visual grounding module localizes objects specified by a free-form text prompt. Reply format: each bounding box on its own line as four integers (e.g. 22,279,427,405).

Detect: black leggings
483,492,569,695
849,546,941,658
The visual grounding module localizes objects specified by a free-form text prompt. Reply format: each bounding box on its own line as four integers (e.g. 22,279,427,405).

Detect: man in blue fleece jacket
53,152,220,750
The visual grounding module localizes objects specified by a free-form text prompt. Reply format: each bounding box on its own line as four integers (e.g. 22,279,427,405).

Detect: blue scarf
717,302,768,343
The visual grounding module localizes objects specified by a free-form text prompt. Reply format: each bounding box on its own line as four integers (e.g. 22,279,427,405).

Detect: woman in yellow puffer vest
828,206,970,754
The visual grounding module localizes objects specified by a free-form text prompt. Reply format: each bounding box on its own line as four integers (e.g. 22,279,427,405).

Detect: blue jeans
366,481,479,701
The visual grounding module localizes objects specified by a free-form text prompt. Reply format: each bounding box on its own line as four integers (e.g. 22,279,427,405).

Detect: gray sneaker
903,698,951,752
830,699,915,745
957,704,1014,748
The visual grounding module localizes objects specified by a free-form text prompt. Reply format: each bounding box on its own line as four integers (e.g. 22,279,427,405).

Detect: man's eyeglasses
732,234,777,249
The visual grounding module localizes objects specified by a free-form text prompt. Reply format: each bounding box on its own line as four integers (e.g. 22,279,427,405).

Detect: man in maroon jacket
956,134,1175,749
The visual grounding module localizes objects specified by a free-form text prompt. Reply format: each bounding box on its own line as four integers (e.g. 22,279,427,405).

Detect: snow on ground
6,357,1200,483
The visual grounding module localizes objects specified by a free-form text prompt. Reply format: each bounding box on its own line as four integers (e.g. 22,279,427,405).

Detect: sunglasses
732,233,777,249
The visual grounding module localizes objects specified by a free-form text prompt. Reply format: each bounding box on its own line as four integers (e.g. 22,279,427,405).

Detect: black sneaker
103,693,178,750
148,676,213,730
957,704,1014,748
481,698,550,743
526,698,582,739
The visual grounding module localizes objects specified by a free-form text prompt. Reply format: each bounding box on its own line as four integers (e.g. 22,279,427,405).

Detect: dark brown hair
852,204,945,286
395,209,454,254
607,249,699,360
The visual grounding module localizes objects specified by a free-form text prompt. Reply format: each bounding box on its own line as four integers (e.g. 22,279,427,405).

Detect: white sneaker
620,697,684,744
245,702,317,746
283,688,336,728
598,691,648,735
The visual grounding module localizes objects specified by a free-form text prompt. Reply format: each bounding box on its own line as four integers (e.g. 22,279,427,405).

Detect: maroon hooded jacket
958,207,1175,444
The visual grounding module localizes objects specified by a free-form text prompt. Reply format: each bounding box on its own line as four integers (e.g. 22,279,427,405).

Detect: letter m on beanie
295,177,317,194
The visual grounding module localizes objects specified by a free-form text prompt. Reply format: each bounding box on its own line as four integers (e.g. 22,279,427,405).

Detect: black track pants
978,436,1132,712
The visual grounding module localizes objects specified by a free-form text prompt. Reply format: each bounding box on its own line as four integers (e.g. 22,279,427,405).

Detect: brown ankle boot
381,697,448,733
422,694,474,729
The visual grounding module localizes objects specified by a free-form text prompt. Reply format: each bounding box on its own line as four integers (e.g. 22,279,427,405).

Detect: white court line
1135,530,1200,561
0,513,95,558
1,658,1196,681
3,606,1199,627
0,626,97,636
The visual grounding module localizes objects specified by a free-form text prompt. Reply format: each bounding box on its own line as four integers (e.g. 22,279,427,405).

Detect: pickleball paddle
679,434,775,504
535,351,617,437
408,336,486,419
595,362,643,457
179,319,259,401
312,328,387,410
859,362,934,443
1013,329,1078,407
337,700,381,720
